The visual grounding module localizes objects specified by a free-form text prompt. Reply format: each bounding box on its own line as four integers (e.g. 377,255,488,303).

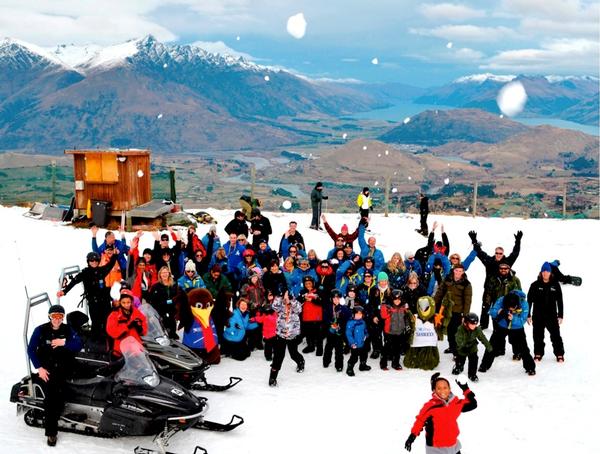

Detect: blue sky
1,0,598,86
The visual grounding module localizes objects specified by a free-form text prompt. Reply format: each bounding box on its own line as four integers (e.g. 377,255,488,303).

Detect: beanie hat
341,224,348,232
404,250,414,260
48,304,65,315
119,289,134,300
185,260,196,272
316,182,323,188
209,225,217,233
430,372,450,391
540,262,552,273
211,264,222,273
377,271,389,282
160,233,169,241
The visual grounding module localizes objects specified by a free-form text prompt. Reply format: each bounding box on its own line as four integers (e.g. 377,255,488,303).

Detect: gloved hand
128,319,142,331
468,230,477,244
404,433,416,452
434,313,444,328
514,230,523,241
455,378,469,392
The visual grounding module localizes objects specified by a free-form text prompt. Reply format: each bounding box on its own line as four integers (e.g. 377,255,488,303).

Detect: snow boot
336,366,343,372
556,356,565,363
468,374,479,382
296,360,305,373
346,365,355,377
359,362,371,371
512,354,522,361
269,368,278,387
392,363,403,371
534,355,543,362
370,350,380,359
478,365,488,373
302,344,315,354
452,364,462,375
316,346,323,357
47,436,57,447
526,369,536,376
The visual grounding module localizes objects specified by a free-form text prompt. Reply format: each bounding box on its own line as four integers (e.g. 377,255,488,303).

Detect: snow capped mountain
454,73,516,84
46,43,103,68
0,37,66,70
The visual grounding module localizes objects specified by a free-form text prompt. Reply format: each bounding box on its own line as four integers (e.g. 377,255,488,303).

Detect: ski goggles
49,313,64,320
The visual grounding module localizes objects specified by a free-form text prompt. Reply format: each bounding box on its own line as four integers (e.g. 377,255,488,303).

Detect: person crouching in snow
222,298,258,361
345,306,371,376
452,312,492,382
404,373,477,453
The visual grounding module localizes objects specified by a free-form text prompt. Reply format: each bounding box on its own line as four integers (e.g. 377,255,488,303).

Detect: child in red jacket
251,292,277,361
405,372,477,453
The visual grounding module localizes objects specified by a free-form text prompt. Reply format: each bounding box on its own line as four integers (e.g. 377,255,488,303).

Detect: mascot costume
404,296,440,370
180,288,221,364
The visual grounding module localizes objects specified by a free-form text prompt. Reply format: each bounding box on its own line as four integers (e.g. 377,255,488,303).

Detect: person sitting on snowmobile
27,305,82,447
107,290,148,358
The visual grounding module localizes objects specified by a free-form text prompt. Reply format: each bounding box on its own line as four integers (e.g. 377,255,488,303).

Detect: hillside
378,109,530,146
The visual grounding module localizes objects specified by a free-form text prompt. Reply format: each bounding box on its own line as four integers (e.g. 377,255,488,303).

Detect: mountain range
0,36,383,153
414,73,599,126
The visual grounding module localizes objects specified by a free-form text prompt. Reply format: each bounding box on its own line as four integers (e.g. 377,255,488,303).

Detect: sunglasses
49,313,64,320
186,270,195,273
495,252,503,256
88,258,99,263
499,267,510,271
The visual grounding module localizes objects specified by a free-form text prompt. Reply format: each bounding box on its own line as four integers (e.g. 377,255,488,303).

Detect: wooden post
562,184,567,218
472,181,478,218
169,167,176,203
384,174,391,217
51,160,57,205
250,164,256,201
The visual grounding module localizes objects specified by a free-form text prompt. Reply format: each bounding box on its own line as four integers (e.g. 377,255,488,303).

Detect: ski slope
0,205,596,454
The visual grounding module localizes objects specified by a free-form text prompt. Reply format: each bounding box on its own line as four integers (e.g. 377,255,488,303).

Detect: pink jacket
251,312,277,339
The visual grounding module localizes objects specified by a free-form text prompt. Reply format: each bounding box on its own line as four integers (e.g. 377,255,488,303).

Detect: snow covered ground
0,205,597,454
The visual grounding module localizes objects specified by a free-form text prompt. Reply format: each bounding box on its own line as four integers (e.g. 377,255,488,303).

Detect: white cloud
341,58,359,62
191,40,256,61
420,3,486,21
501,0,592,21
410,24,515,42
482,38,600,73
453,47,485,60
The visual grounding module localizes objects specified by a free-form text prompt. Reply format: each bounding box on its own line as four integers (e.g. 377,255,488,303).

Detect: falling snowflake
287,13,307,39
392,188,398,193
447,163,450,167
342,133,348,139
497,81,528,117
444,178,450,185
408,176,412,180
264,75,270,81
157,113,163,119
403,117,411,124
163,63,168,68
282,200,292,209
362,145,367,151
446,42,453,49
371,57,379,65
500,114,504,118
137,170,144,178
465,207,470,212
377,153,381,157
374,181,379,186
236,36,241,41
385,150,389,155
544,212,549,218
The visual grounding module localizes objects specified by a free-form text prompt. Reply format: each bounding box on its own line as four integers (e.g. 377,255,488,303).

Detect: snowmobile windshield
139,303,171,346
115,336,160,387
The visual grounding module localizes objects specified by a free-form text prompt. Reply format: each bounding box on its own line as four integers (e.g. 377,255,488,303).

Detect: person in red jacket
299,275,324,355
107,290,148,357
251,295,277,361
321,213,359,246
405,372,477,453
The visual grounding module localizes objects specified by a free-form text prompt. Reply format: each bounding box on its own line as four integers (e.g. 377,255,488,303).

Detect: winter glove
404,433,416,452
128,319,143,334
514,230,523,241
434,313,444,328
455,378,469,392
468,230,477,244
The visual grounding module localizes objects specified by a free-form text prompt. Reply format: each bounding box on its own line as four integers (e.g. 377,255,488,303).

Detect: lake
352,101,600,136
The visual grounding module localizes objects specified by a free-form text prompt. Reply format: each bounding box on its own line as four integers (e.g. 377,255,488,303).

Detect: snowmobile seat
65,376,114,407
67,310,89,332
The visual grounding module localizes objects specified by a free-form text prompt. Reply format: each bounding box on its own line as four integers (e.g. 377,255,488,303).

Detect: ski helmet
464,312,479,324
48,305,65,315
86,251,100,262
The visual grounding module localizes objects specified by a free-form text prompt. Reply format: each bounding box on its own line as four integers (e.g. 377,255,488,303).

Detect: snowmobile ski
191,376,242,392
194,414,244,432
134,446,207,454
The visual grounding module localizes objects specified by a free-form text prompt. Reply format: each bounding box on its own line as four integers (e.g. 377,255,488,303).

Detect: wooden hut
64,148,151,214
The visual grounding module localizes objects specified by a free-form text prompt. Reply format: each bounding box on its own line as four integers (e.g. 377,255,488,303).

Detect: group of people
28,199,574,449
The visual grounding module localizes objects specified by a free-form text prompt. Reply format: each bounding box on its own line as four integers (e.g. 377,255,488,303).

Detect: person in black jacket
249,209,272,249
57,251,117,338
527,262,565,362
310,182,327,230
468,229,522,329
262,260,289,298
27,305,82,447
417,193,429,235
224,210,249,238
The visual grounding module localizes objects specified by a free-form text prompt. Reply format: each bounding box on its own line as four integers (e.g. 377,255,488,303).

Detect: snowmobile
67,303,241,392
11,291,243,451
58,266,241,392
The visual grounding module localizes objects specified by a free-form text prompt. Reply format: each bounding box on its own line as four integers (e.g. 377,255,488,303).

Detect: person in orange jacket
106,289,148,357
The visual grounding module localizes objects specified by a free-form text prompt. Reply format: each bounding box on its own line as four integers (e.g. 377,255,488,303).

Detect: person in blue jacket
177,260,206,292
27,305,82,447
345,306,371,376
358,223,385,272
201,225,222,252
478,290,536,375
91,225,130,279
404,251,423,278
222,298,258,360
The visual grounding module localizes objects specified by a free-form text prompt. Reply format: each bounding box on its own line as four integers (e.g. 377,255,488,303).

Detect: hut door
85,154,118,183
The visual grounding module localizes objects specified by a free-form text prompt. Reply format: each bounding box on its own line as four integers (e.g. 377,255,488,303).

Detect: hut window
85,154,119,183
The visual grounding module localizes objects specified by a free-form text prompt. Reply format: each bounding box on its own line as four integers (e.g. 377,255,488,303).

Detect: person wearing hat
27,305,83,447
310,182,327,230
106,290,148,357
425,252,451,295
299,275,324,355
453,313,492,382
467,228,523,329
345,306,371,376
256,239,279,271
202,264,234,341
526,262,565,362
321,213,359,246
380,289,412,370
322,289,351,371
178,260,206,293
200,224,222,254
479,290,536,375
224,210,249,238
249,208,272,249
57,251,118,339
356,270,375,305
356,187,372,222
279,221,306,259
151,228,183,279
404,250,423,278
404,372,477,453
366,271,393,359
